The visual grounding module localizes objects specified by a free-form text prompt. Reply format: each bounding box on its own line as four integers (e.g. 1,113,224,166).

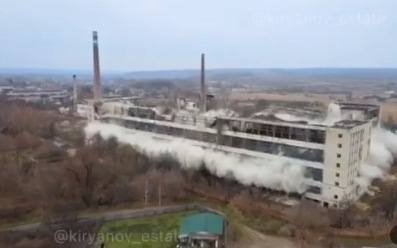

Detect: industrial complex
82,31,382,209
3,3,397,248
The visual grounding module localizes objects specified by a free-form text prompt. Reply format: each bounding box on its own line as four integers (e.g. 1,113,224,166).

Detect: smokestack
73,74,77,111
92,31,101,101
201,53,206,113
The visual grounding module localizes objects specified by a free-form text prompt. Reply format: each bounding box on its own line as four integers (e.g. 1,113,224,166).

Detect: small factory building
177,213,226,248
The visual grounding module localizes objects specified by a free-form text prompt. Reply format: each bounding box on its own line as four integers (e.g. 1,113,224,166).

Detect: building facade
6,89,69,103
307,120,372,207
94,101,380,208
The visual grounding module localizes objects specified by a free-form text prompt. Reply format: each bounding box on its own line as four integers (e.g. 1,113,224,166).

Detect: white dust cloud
357,128,397,188
85,122,309,193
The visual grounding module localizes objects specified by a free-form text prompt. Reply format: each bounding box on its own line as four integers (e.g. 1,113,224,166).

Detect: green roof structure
179,213,225,237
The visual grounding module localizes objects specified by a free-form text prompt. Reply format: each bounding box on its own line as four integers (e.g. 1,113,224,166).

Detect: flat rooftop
100,100,375,131
339,102,380,112
339,102,379,108
253,114,310,125
179,213,224,237
332,120,368,129
8,89,66,93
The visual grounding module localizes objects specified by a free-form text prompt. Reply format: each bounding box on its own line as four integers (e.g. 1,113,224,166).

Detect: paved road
0,204,197,232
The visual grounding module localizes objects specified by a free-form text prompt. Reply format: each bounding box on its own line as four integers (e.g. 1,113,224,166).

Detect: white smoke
85,122,309,193
202,109,239,118
274,113,323,124
323,102,343,126
254,102,342,126
357,128,397,188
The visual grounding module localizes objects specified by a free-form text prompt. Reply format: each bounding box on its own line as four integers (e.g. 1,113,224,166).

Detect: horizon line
1,66,397,74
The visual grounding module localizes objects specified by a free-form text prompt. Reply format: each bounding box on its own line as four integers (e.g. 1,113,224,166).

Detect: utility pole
40,200,44,221
158,183,162,206
144,179,148,208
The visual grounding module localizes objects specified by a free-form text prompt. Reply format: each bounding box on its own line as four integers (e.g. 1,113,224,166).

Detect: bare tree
329,198,357,228
63,147,100,208
0,133,16,151
292,198,330,248
14,131,41,150
379,185,397,221
292,198,330,228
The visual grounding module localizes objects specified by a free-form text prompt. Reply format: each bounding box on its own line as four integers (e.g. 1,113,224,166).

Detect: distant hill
123,70,197,79
1,68,397,83
124,68,397,81
0,68,124,77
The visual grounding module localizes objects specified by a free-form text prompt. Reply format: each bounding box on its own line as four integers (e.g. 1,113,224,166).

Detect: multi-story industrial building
6,88,69,103
0,82,14,93
91,101,380,208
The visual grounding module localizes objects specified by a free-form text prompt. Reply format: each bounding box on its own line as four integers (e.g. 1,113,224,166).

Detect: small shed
178,213,226,248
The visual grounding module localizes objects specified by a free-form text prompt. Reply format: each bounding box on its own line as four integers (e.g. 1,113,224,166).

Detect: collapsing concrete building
85,32,383,208
92,99,380,208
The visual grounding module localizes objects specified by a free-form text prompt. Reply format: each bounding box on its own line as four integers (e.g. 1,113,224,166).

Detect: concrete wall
320,122,371,208
76,104,90,118
108,116,325,163
87,103,96,121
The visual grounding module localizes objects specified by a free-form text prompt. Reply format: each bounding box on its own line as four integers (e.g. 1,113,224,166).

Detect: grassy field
338,235,391,247
210,202,286,234
98,211,197,248
246,218,285,234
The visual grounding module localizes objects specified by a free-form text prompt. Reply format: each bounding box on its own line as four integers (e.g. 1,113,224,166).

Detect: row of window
348,130,362,179
307,186,321,194
306,167,323,182
336,137,343,189
216,135,323,161
308,195,341,208
230,121,326,144
335,164,357,187
116,118,325,162
323,202,338,208
335,131,342,186
336,129,370,188
335,140,342,188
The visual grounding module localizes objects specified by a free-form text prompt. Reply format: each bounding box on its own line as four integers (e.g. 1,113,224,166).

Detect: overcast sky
0,0,396,71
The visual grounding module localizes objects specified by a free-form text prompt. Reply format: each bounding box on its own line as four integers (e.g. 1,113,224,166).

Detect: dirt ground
229,227,296,248
381,101,397,122
230,92,331,104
